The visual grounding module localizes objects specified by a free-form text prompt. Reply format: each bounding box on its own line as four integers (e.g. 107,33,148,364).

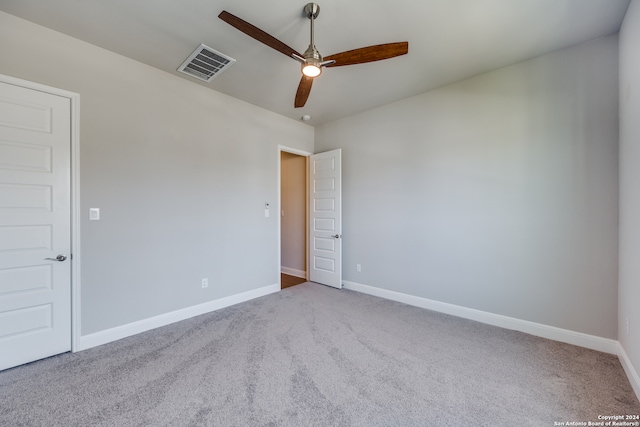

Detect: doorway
280,150,308,289
278,147,343,290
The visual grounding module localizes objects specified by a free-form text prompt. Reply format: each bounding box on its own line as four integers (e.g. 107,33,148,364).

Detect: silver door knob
45,255,67,262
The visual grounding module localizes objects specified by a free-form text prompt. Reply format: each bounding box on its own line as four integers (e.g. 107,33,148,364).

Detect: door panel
309,149,342,288
0,81,71,371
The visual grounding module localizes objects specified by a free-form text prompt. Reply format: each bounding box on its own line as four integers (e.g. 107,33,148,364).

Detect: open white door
0,80,72,371
309,149,342,288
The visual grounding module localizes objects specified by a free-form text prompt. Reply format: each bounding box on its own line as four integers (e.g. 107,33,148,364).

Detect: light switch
89,208,100,221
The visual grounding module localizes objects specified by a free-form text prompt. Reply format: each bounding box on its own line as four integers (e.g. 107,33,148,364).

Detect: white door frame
278,145,312,282
0,74,82,353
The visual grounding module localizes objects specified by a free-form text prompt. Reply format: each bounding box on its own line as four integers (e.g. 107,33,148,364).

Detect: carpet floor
1,283,639,426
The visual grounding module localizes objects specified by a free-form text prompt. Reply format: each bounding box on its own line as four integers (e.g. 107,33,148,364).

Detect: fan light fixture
301,44,323,77
302,63,322,77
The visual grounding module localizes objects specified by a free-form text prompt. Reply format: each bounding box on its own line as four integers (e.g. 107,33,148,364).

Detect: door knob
331,234,341,238
45,255,67,262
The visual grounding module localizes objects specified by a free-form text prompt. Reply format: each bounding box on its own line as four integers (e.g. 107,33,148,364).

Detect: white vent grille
177,44,235,82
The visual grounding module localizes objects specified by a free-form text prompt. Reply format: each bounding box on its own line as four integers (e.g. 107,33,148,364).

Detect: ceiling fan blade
324,42,409,67
295,76,314,108
219,11,303,59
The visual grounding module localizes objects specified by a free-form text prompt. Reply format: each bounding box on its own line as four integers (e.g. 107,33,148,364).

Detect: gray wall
0,10,625,348
315,35,619,339
619,0,640,387
280,152,307,275
0,12,314,335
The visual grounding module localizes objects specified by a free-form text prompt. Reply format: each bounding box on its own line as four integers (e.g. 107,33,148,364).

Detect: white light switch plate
89,208,100,221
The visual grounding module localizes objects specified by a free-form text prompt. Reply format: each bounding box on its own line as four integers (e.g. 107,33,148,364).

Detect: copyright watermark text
553,415,640,426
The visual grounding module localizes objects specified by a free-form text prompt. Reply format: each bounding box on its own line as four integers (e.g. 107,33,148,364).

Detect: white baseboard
77,284,280,351
281,267,306,279
617,343,640,401
342,280,619,355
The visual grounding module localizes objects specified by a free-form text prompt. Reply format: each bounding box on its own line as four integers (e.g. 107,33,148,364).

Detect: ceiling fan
219,3,409,108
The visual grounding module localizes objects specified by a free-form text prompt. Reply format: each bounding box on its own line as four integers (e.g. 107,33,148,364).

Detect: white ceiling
0,0,630,126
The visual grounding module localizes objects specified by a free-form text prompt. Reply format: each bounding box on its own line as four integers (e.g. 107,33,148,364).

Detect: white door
309,149,342,288
0,81,72,371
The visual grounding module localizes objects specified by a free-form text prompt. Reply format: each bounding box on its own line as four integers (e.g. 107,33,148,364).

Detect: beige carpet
1,282,638,426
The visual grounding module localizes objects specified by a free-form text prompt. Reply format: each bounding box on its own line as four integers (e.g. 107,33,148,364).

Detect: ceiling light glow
302,63,322,77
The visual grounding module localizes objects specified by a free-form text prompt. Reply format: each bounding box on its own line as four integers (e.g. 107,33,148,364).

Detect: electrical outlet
356,264,361,273
202,278,208,288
